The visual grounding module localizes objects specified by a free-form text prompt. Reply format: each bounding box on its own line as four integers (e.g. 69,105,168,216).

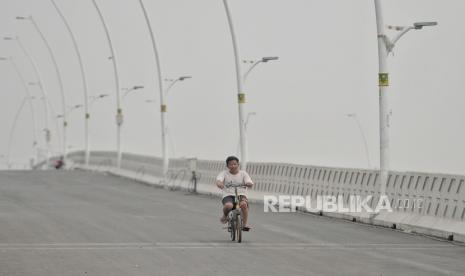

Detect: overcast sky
1,0,464,175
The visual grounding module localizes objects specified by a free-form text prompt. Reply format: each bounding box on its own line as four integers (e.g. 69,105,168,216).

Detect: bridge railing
61,150,465,242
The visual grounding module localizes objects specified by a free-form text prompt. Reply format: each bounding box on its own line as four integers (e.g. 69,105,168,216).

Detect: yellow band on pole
238,93,246,104
379,73,389,86
161,104,167,113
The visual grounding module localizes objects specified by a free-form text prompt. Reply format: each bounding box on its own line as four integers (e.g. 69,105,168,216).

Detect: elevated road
0,170,464,275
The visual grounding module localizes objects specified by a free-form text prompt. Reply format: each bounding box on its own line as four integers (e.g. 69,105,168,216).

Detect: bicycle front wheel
236,213,242,243
229,215,236,241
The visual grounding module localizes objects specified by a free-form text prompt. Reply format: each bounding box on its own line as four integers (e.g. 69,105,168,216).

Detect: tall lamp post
244,111,257,131
374,0,437,195
91,0,123,170
0,57,38,166
16,15,68,164
4,36,53,168
241,56,278,160
236,111,256,156
56,104,82,163
49,0,90,167
222,0,249,170
163,76,192,161
86,94,108,165
137,0,167,184
347,113,371,168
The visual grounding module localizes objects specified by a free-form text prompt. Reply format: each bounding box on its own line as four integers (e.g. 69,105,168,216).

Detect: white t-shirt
216,170,253,198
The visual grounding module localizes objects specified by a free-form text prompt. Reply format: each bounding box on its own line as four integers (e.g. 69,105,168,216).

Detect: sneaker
242,225,251,231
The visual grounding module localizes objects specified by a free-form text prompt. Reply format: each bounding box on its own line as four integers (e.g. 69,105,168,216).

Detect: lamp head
413,21,437,29
262,56,279,62
179,76,192,81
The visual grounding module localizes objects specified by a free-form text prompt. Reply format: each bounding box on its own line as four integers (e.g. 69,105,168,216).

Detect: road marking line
0,242,458,251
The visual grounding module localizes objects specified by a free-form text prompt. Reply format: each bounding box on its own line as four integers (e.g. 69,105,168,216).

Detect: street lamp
240,56,278,161
89,94,109,107
137,0,192,186
91,0,123,170
16,15,68,165
243,56,279,83
48,0,91,167
164,76,191,96
374,0,437,196
6,96,36,169
89,94,109,106
86,94,108,165
162,76,192,162
385,22,438,53
347,113,371,169
0,56,39,167
3,36,54,168
137,0,167,185
57,104,83,119
122,85,144,98
236,112,256,156
245,112,257,131
56,104,82,161
222,0,249,171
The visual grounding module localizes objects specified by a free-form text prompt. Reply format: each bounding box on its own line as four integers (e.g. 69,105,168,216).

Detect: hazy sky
1,0,464,175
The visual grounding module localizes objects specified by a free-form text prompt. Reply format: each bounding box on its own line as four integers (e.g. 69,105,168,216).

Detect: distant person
216,156,254,231
54,157,64,170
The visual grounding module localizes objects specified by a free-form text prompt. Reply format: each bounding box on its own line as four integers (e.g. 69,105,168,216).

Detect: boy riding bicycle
216,156,254,231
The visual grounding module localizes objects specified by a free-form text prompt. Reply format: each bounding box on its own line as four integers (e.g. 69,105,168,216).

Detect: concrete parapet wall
65,150,465,242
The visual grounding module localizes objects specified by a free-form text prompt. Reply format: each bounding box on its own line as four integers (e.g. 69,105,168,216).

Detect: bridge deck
0,171,464,275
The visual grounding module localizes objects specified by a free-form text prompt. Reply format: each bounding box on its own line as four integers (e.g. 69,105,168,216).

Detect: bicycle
224,182,247,243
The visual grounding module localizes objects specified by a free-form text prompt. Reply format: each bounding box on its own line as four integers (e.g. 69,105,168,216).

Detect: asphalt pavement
0,170,464,276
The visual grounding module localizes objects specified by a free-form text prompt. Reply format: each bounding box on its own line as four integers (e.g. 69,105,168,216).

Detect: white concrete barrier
63,150,465,243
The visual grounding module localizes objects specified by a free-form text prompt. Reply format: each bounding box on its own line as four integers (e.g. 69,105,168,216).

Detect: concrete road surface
0,170,464,276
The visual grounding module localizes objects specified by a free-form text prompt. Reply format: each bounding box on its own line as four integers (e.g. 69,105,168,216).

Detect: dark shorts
222,195,248,207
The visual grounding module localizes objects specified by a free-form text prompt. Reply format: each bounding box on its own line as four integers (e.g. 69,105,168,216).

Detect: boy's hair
225,156,239,166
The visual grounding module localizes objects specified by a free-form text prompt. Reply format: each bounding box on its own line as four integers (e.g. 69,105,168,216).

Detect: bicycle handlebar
225,183,248,188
